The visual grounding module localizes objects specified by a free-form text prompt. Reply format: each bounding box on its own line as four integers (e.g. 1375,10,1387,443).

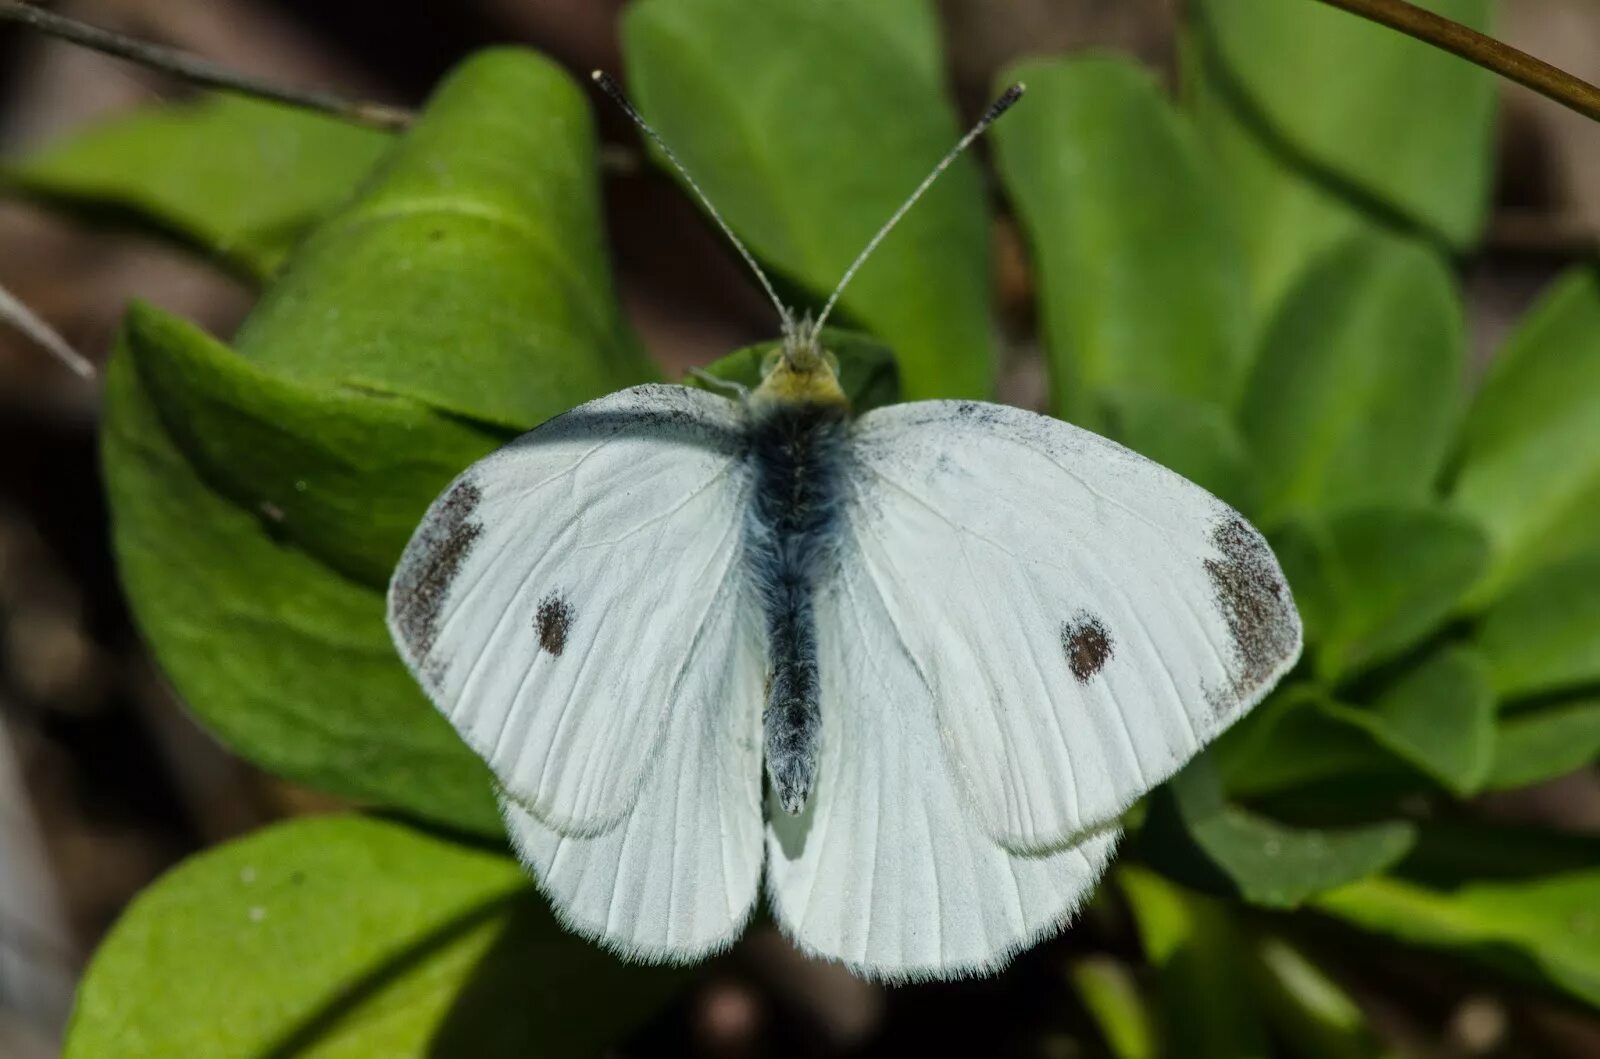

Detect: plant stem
0,280,95,379
1314,0,1600,122
0,0,413,130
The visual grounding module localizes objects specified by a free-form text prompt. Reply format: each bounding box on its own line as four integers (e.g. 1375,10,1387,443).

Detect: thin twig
1314,0,1600,122
0,281,95,379
0,0,413,130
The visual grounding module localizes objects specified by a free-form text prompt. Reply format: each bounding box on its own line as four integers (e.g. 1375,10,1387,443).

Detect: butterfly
386,73,1302,982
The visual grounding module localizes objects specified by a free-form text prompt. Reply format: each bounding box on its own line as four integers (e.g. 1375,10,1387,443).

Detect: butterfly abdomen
744,399,850,815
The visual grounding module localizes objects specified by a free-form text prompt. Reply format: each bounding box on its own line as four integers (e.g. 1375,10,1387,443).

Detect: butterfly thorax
743,356,850,816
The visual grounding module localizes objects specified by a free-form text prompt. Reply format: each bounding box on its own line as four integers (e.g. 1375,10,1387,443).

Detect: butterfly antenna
592,70,795,336
810,82,1025,340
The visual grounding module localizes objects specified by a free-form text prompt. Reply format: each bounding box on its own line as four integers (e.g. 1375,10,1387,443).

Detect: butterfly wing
839,400,1301,854
500,571,766,960
766,560,1120,980
387,384,757,838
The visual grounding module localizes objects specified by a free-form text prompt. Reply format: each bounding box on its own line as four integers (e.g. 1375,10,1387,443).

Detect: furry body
742,397,849,814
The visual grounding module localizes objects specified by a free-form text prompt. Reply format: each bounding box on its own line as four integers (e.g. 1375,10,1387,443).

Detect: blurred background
0,2,1598,1056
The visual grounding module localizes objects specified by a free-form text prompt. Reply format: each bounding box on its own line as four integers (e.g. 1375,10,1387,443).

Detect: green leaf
235,48,651,430
4,96,389,280
1322,646,1495,797
100,50,654,831
622,0,995,400
103,319,497,831
1214,686,1394,798
1251,938,1398,1059
1475,551,1600,700
1488,700,1600,791
685,327,900,412
1452,267,1600,601
1069,956,1159,1059
1240,234,1465,526
1272,507,1488,683
1316,871,1600,1011
1120,866,1270,1059
1143,757,1415,908
1096,389,1258,516
66,815,682,1058
1185,0,1495,314
992,55,1249,417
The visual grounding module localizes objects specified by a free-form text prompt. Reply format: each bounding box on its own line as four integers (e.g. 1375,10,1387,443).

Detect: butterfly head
753,316,848,409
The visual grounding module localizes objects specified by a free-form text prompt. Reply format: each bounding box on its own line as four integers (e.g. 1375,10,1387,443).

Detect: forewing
502,575,766,961
766,562,1119,981
387,384,752,834
845,400,1301,853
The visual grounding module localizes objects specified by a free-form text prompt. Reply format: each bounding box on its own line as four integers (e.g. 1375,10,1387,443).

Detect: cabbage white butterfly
386,73,1301,982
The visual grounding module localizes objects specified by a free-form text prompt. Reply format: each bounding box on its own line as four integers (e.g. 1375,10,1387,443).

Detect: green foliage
1452,267,1600,600
993,54,1249,419
1141,758,1415,909
3,96,389,279
1476,552,1600,699
1271,506,1487,682
1240,234,1465,527
1186,0,1496,315
5,0,1594,1051
1488,700,1600,791
1317,869,1600,1010
621,0,995,399
66,816,681,1058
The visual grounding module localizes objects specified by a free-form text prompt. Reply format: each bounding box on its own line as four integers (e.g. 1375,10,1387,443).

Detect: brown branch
0,0,414,130
0,280,94,379
1314,0,1600,122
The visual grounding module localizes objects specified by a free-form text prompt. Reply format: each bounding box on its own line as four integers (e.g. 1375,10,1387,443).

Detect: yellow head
752,327,848,409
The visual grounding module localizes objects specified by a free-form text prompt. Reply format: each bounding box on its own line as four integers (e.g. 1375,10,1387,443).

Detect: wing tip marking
390,474,484,682
1202,512,1301,717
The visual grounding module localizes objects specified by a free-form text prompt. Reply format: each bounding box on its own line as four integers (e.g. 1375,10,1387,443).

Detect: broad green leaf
235,48,650,429
4,95,389,280
1214,686,1392,798
1322,646,1495,797
1475,551,1600,699
1240,234,1465,526
1185,0,1495,314
1488,700,1600,791
1096,389,1258,517
66,815,681,1058
992,55,1249,417
1316,871,1600,1011
686,327,900,412
103,322,497,831
1251,938,1398,1059
1120,867,1270,1059
1393,820,1600,886
1271,507,1488,683
622,0,995,400
1142,757,1415,908
1452,267,1600,600
1069,957,1158,1059
101,50,653,831
122,302,505,586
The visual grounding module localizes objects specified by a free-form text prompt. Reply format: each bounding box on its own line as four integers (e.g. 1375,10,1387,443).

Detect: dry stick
0,0,414,130
1315,0,1600,122
0,281,95,379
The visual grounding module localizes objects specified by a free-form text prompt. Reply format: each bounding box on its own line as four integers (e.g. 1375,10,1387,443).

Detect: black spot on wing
535,593,574,656
1204,514,1298,711
1061,612,1114,683
392,477,483,676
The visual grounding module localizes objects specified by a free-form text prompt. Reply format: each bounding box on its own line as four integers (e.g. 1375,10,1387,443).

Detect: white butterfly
386,75,1301,982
